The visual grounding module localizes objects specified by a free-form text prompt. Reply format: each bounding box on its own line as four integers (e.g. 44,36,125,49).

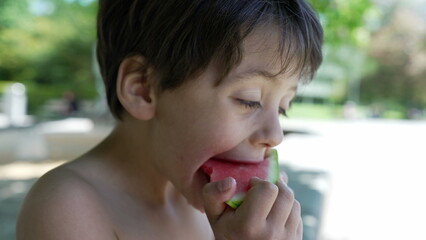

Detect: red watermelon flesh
201,149,279,208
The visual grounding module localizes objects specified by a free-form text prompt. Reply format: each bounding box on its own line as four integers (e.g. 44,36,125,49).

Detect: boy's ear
116,55,157,120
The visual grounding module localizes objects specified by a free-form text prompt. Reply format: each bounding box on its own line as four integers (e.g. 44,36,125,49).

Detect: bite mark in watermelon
201,149,280,208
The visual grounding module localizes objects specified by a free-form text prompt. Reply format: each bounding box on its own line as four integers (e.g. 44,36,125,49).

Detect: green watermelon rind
225,149,280,209
267,149,280,183
226,193,245,209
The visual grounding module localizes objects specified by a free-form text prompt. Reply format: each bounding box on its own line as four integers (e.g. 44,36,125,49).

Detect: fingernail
218,177,235,192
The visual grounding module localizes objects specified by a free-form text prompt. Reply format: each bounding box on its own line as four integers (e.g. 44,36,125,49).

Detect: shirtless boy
17,0,323,239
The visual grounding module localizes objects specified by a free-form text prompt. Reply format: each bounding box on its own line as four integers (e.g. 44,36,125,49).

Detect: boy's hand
202,175,302,240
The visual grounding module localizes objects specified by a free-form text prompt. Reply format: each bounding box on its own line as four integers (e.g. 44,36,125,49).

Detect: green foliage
309,0,426,115
359,2,426,111
0,81,15,94
0,0,97,114
309,0,377,47
1,0,424,118
307,0,381,107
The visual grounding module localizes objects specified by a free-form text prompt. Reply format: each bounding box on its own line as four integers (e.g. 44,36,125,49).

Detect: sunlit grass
285,103,408,119
287,103,343,119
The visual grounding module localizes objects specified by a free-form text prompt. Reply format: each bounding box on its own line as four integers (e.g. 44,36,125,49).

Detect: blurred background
0,0,425,239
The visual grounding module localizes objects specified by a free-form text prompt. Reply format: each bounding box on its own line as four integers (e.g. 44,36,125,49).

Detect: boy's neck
89,121,180,206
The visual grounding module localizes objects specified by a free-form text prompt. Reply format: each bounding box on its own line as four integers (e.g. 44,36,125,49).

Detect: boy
17,0,322,239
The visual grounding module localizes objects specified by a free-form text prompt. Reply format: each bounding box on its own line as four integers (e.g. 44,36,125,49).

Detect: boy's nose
249,113,284,148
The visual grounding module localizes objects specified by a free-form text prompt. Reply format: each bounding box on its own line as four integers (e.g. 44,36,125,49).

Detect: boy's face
149,25,299,210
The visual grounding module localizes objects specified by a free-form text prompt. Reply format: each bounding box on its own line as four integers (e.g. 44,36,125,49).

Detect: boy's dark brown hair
97,0,323,119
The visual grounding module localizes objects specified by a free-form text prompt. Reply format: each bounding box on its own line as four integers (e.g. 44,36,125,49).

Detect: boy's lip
208,149,272,164
208,157,261,164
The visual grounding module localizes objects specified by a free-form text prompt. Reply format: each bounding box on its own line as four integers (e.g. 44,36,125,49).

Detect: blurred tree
0,0,97,115
306,0,380,104
3,0,422,118
310,0,426,115
310,0,377,47
360,1,426,115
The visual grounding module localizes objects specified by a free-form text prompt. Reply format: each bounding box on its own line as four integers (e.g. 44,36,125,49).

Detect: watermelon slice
201,149,280,208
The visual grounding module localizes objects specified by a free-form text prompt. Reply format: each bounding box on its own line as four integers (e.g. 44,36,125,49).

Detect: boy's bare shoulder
17,164,118,240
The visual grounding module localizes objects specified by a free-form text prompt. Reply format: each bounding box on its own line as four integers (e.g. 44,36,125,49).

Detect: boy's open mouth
197,149,273,187
199,152,271,180
198,149,280,209
196,167,210,184
205,149,272,164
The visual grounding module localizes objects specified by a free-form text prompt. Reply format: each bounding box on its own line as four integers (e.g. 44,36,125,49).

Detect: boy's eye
235,99,262,110
279,100,292,118
279,107,288,117
235,99,289,118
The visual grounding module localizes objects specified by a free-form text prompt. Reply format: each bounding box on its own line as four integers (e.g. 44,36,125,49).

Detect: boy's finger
284,199,302,231
296,219,304,240
280,170,289,184
202,177,236,223
267,177,295,224
237,177,278,222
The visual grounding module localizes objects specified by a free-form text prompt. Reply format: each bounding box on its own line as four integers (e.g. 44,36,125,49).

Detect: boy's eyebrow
234,69,299,92
235,69,277,80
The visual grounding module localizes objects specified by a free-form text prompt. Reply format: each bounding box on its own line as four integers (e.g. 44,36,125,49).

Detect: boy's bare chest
69,160,213,239
106,195,213,240
114,219,212,240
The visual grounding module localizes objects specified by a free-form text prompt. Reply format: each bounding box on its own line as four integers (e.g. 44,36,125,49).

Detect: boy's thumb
202,177,236,223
